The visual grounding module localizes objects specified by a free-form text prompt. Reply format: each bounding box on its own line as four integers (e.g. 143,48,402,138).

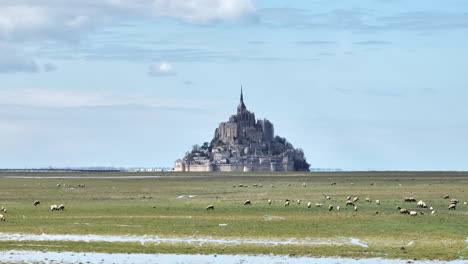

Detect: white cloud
0,87,218,109
0,43,39,73
0,0,256,42
148,62,176,76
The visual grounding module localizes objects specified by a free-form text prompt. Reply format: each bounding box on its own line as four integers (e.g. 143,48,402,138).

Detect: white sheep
0,214,5,222
50,205,58,211
302,183,307,187
353,197,359,202
296,199,301,205
365,197,371,203
243,200,252,205
448,203,456,210
417,200,427,208
431,210,435,215
328,205,333,211
267,199,272,205
284,200,290,207
354,206,358,211
206,205,214,210
409,211,418,216
429,207,434,211
307,202,312,208
316,203,323,208
347,196,351,200
58,204,65,211
336,206,340,211
325,196,331,200
346,201,355,207
375,200,380,205
33,200,41,206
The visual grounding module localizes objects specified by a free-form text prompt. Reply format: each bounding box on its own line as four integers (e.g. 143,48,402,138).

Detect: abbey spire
237,86,247,113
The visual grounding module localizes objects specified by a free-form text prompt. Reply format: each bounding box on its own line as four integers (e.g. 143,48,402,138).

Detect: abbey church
174,89,310,172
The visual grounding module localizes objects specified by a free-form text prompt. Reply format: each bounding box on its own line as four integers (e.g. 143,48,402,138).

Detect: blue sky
1,0,468,170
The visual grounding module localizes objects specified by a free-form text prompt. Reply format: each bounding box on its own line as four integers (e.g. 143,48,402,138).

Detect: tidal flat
0,171,466,261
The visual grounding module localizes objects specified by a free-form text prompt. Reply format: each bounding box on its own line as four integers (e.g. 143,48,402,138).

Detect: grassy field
0,171,467,260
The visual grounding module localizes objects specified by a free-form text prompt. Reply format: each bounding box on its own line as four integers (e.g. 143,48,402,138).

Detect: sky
1,0,468,170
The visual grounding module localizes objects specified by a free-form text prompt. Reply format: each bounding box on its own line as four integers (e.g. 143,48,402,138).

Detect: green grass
0,171,467,260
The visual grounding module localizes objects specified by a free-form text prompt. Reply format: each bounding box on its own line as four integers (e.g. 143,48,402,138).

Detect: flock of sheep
206,183,466,216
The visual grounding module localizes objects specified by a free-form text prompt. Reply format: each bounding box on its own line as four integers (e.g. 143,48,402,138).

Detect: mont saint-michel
174,90,310,172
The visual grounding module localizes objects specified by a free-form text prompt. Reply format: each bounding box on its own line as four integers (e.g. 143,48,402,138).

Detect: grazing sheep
365,197,371,202
429,207,434,211
450,199,459,204
33,200,41,206
353,197,359,202
302,183,307,187
268,199,272,205
346,201,355,207
376,200,380,205
330,182,336,185
431,210,435,215
206,205,214,210
307,202,312,208
399,208,410,214
417,200,427,208
464,202,467,205
58,204,65,211
243,200,251,205
409,211,418,216
346,196,351,200
325,196,331,200
354,206,358,211
315,203,323,208
57,184,61,187
448,203,456,210
284,200,290,207
50,205,58,211
296,199,302,205
1,208,7,213
443,195,450,199
253,184,258,187
258,184,263,187
0,214,5,222
404,197,417,202
328,205,333,211
336,206,340,211
271,184,275,188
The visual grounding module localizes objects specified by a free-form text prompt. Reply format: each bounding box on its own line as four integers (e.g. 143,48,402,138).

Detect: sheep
346,196,351,200
328,205,333,211
267,199,272,205
50,205,58,211
302,183,307,187
206,205,214,210
296,199,302,205
353,197,359,203
336,206,340,211
243,200,251,205
429,207,434,211
58,204,65,211
1,208,7,213
315,203,323,208
431,210,436,215
417,200,427,208
404,197,417,202
330,182,336,185
354,206,358,211
443,195,450,199
375,200,380,205
365,197,372,203
448,203,456,210
325,196,331,200
464,202,467,205
409,211,418,216
346,201,355,207
258,184,263,187
0,214,5,222
57,184,61,187
399,208,410,214
284,200,290,207
307,202,312,208
287,183,291,186
450,199,459,204
33,200,41,206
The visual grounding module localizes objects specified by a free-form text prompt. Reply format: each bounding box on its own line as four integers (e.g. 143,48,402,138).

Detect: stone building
174,89,310,172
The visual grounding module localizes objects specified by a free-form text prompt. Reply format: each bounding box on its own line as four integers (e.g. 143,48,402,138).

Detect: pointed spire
238,85,246,112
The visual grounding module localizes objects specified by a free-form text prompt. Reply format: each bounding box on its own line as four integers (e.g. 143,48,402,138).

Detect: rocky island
174,89,310,172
